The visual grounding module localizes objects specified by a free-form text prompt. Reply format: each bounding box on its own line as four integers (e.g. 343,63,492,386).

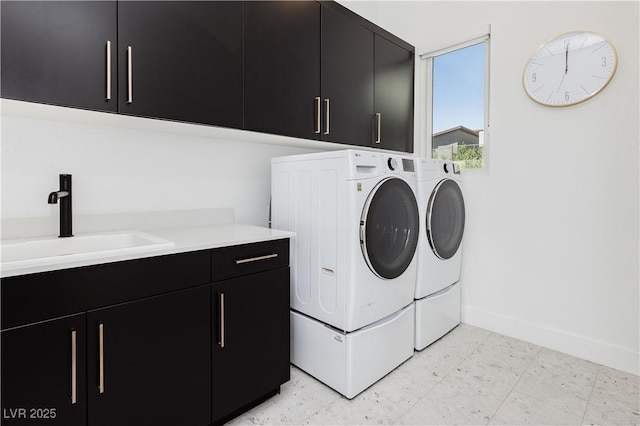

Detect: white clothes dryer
414,158,465,350
271,149,419,398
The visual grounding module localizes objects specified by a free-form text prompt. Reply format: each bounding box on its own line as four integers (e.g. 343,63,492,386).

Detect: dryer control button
388,157,397,171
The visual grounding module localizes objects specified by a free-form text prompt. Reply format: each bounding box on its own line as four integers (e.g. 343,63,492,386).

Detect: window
421,32,490,170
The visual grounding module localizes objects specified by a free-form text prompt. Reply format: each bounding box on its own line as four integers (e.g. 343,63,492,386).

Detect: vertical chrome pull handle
218,293,225,348
71,329,77,404
324,98,330,135
126,46,133,104
314,97,321,134
106,41,112,101
98,323,105,394
375,113,381,144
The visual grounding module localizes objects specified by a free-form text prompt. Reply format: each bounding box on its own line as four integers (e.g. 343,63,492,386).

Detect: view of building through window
432,41,486,169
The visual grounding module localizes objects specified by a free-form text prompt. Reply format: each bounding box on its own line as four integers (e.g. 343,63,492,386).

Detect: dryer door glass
361,177,420,279
427,179,465,259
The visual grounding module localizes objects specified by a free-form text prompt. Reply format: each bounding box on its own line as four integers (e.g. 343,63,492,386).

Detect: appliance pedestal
290,303,415,399
414,282,461,350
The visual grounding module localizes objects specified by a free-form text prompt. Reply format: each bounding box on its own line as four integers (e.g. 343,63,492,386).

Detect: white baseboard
462,305,639,376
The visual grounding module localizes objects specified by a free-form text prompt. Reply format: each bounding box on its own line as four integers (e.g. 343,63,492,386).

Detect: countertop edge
1,224,295,278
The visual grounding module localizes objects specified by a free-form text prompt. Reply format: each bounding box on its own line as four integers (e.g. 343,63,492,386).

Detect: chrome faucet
48,174,73,237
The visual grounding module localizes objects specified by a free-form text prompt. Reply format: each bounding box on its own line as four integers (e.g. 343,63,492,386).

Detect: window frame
417,26,491,172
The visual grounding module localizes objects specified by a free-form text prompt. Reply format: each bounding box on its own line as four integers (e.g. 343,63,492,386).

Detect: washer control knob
388,157,397,171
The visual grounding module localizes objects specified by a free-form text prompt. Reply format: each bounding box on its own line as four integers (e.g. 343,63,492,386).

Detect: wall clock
523,31,618,107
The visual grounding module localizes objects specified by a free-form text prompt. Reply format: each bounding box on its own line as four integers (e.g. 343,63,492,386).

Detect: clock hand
565,42,569,74
557,72,566,92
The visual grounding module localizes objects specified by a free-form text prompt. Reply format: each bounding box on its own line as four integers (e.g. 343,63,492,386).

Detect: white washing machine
414,158,465,350
271,149,419,398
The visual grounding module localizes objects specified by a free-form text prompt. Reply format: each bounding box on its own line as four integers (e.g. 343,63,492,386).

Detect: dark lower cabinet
1,313,87,426
374,35,415,152
1,240,290,426
117,1,243,128
0,286,211,426
212,268,290,424
1,1,117,112
87,285,211,426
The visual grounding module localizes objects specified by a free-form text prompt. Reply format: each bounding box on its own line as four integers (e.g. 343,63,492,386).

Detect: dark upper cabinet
321,6,374,147
244,1,320,140
1,1,413,152
374,35,415,152
0,1,117,112
211,268,290,423
244,2,376,148
117,1,243,128
86,286,211,426
1,313,87,426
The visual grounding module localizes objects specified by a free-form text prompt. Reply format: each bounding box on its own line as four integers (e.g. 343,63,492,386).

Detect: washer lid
360,177,419,279
427,178,465,260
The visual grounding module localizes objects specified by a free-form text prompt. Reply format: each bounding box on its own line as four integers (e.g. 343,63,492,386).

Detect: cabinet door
118,1,242,128
321,6,374,147
212,268,290,423
374,35,415,153
1,1,117,112
87,285,211,426
1,314,87,426
244,1,320,140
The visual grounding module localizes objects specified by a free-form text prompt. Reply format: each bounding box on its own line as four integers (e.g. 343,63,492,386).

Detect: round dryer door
360,177,420,279
427,179,465,260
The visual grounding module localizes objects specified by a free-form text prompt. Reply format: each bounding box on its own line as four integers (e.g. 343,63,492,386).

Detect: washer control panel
386,156,415,173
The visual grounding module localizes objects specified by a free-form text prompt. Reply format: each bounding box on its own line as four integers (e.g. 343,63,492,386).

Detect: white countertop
1,224,294,278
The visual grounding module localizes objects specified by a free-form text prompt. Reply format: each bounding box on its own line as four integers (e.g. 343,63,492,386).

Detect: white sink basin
1,231,174,270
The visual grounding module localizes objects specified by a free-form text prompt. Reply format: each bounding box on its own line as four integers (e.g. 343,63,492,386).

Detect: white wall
337,0,380,23
376,1,639,374
1,102,323,232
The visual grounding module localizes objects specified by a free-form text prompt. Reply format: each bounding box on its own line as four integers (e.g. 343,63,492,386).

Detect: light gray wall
377,1,639,374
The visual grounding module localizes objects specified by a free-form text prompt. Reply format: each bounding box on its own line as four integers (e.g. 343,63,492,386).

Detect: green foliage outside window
455,143,484,169
433,142,484,169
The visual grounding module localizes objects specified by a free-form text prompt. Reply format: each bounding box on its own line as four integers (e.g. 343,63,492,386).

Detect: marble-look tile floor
227,324,639,425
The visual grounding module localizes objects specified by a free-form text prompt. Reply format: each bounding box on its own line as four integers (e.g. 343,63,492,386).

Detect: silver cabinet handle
375,113,381,144
126,46,133,104
324,98,330,135
315,97,321,134
71,329,77,404
106,41,112,101
98,323,105,394
235,253,278,265
218,293,225,348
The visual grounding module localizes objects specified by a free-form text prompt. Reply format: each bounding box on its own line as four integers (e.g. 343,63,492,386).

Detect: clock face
523,31,617,107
